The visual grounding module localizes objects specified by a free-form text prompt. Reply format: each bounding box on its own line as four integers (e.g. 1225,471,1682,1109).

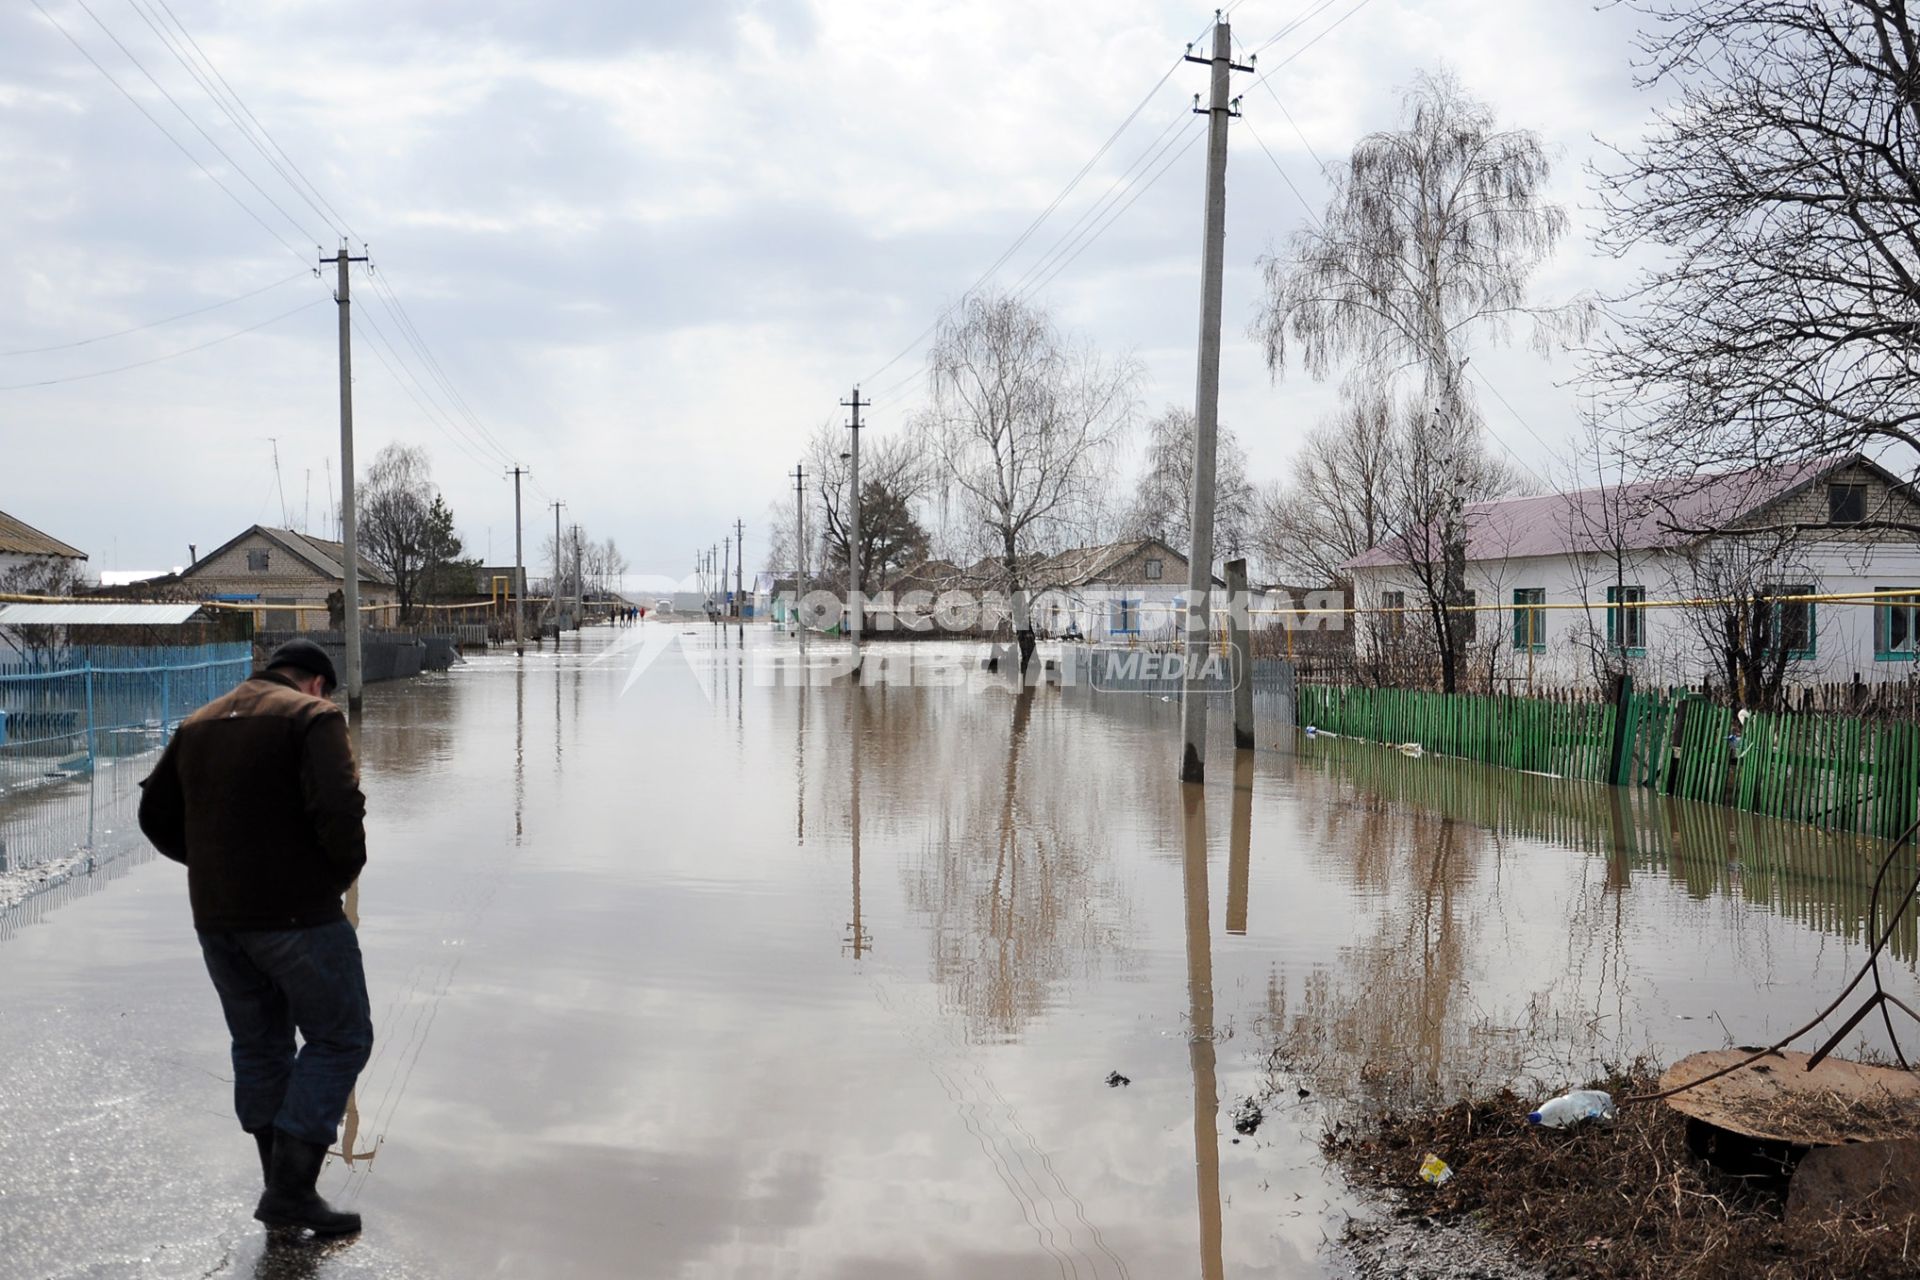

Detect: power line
1006,105,1196,297
40,0,563,524
0,295,324,390
1469,367,1559,475
28,0,310,266
1251,0,1350,55
122,0,345,240
363,267,522,467
865,5,1374,411
69,0,319,246
1241,113,1323,227
1020,121,1208,301
1248,0,1381,82
350,305,511,473
858,50,1193,386
41,0,545,487
144,0,362,240
869,112,1206,409
0,269,308,356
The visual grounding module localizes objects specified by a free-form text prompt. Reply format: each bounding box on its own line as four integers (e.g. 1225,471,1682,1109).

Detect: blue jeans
198,920,374,1148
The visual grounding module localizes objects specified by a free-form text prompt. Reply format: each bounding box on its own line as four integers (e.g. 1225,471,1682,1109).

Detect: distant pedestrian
138,639,372,1237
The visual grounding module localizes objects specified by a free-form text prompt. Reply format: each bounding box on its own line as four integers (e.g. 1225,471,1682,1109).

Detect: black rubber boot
249,1129,274,1185
254,1130,361,1236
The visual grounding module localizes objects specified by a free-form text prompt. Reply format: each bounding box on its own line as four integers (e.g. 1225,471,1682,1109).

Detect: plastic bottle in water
1527,1089,1616,1128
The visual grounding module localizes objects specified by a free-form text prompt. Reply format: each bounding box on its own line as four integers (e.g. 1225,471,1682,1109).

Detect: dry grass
1325,1065,1920,1280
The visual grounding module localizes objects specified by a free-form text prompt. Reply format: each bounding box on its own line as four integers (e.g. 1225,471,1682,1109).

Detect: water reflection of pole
1181,782,1225,1280
1226,751,1253,936
796,677,808,845
1604,786,1633,893
845,684,868,956
514,661,526,844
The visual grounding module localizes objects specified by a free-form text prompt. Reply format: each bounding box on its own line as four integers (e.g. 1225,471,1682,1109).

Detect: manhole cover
1658,1050,1920,1147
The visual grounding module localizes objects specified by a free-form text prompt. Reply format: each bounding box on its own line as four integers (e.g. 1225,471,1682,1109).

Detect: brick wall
184,532,394,607
1737,464,1920,540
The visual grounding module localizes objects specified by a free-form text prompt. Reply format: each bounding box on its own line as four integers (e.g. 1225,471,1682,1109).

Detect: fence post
161,667,172,741
1225,558,1254,750
1662,694,1687,795
1607,671,1635,788
83,661,96,774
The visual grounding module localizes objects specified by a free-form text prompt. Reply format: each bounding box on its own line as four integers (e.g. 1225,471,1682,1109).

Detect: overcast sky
2,0,1657,582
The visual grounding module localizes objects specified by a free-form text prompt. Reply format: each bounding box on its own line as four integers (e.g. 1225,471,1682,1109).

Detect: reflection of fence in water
1296,733,1916,963
0,645,251,922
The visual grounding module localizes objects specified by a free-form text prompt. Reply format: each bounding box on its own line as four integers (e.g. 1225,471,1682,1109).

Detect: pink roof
1344,456,1850,570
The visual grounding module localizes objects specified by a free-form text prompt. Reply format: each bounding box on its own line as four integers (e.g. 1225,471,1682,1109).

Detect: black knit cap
265,639,338,692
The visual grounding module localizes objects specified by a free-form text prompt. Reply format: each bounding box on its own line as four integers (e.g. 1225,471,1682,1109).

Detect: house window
1761,583,1816,660
1109,598,1138,635
1381,589,1406,636
247,549,270,572
1511,588,1546,652
1460,589,1477,641
1143,557,1164,581
1875,589,1920,660
1829,482,1866,525
1606,585,1647,654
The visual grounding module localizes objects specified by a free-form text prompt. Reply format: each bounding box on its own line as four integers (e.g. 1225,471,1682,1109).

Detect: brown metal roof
0,509,86,560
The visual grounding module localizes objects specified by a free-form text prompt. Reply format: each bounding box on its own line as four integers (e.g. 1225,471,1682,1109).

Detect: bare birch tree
1592,1,1920,503
919,293,1140,670
1253,68,1589,691
1124,406,1256,558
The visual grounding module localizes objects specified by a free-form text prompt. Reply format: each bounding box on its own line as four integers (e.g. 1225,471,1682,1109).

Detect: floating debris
1231,1097,1264,1134
1104,1071,1130,1088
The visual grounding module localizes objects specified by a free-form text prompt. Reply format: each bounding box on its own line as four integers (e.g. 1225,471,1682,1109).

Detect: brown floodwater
3,624,1917,1278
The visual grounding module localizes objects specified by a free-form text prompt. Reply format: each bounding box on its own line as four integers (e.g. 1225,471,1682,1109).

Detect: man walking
139,639,373,1237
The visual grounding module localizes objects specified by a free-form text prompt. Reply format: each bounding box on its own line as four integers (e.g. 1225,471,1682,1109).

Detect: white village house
1343,456,1920,690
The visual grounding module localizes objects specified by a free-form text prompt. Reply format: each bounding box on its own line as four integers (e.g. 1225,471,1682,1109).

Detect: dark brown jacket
138,669,367,931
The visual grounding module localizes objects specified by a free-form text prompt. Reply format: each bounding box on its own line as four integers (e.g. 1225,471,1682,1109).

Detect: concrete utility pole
722,535,731,617
1178,18,1252,784
573,525,585,623
841,387,866,660
326,246,369,715
793,462,808,654
735,517,745,620
550,501,565,628
509,467,527,656
711,541,720,621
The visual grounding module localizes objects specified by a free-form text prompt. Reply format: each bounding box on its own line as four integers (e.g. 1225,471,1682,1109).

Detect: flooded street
5,624,1919,1279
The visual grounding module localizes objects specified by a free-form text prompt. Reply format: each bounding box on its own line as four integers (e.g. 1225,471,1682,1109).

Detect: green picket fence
1731,712,1920,839
1298,685,1617,783
1304,681,1920,841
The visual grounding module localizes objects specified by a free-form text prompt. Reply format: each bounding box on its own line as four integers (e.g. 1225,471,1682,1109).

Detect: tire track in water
870,979,1081,1280
864,942,1136,1280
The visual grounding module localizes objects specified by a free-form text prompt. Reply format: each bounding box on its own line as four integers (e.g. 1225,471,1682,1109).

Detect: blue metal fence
0,643,252,925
